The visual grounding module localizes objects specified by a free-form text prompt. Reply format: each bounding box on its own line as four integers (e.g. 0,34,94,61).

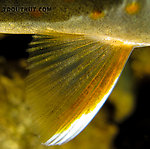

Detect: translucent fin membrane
25,32,133,145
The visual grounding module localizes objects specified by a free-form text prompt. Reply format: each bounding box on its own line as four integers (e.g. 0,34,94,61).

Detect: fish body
0,0,150,45
0,0,150,146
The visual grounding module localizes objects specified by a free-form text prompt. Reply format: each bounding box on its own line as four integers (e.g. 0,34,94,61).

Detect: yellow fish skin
0,0,150,146
0,0,150,45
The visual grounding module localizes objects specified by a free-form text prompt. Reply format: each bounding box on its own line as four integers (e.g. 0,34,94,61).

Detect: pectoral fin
25,33,133,145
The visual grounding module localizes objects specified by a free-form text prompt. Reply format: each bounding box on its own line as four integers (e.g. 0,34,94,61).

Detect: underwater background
0,34,150,149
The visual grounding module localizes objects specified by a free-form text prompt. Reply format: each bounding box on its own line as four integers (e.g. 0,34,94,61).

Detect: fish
0,0,150,146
